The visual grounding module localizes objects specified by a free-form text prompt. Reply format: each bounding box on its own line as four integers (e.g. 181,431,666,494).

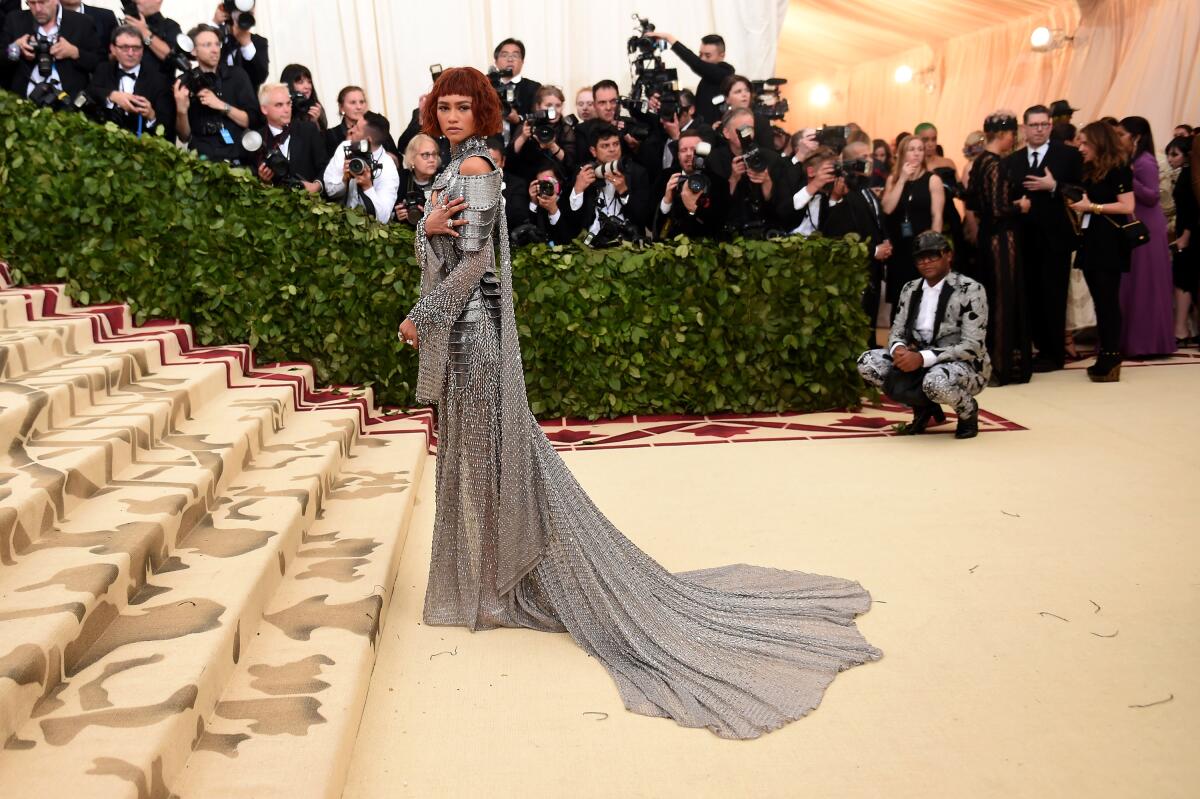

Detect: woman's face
537,94,563,115
873,145,888,162
292,75,314,98
575,90,594,120
412,140,439,179
340,90,367,122
1078,132,1094,163
919,128,938,158
437,93,475,145
1167,147,1186,170
905,138,925,165
727,81,752,109
1116,125,1135,156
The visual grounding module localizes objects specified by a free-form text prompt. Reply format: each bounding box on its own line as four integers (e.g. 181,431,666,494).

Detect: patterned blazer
887,271,992,377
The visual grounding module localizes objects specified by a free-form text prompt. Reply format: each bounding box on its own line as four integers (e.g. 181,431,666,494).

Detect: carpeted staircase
0,265,431,798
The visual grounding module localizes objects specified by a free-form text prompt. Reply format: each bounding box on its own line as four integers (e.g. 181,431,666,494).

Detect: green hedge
0,91,870,418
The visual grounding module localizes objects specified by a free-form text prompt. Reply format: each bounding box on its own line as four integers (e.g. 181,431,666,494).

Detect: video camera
624,14,680,121
751,78,789,121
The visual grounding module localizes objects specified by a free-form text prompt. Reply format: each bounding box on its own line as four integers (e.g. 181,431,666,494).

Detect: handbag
1104,213,1150,251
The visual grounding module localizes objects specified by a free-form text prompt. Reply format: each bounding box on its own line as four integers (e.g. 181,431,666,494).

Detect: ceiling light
809,84,832,107
1030,26,1052,49
894,65,913,84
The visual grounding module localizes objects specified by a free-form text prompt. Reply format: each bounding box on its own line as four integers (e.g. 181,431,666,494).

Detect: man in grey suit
857,231,992,439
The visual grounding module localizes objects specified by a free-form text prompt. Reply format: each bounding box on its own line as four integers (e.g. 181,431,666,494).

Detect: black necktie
1030,150,1040,171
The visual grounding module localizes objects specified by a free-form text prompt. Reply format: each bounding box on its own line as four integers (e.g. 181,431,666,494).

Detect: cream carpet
345,363,1199,799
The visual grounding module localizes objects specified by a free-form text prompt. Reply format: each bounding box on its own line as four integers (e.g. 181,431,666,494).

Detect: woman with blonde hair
395,133,441,225
882,134,945,310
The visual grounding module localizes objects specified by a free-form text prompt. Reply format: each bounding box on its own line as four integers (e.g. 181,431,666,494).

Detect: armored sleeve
452,170,503,252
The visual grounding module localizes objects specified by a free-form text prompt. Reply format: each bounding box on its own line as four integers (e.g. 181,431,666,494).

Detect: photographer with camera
658,128,728,238
322,115,399,224
88,24,172,136
249,82,323,193
279,63,326,131
394,133,439,227
713,107,788,236
212,0,267,90
820,140,895,346
657,87,696,174
4,0,101,99
644,31,733,126
566,123,653,245
172,24,257,163
778,146,838,236
518,164,573,245
506,84,575,182
492,37,540,120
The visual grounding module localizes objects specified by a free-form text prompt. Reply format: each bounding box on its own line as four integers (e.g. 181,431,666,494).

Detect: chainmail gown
406,136,881,739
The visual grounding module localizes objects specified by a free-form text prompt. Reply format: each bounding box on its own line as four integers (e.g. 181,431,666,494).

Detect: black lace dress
967,151,1030,384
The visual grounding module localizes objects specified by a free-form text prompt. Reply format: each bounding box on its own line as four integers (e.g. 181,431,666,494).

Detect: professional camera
32,33,55,80
736,126,768,172
586,211,642,249
832,157,871,191
536,177,558,197
241,130,298,186
167,35,216,97
626,14,667,56
616,112,651,142
683,141,713,194
815,125,851,153
400,189,425,224
429,63,443,82
529,107,559,144
288,84,314,119
487,66,518,117
221,0,256,30
593,157,631,181
509,222,548,248
345,139,378,177
751,78,789,121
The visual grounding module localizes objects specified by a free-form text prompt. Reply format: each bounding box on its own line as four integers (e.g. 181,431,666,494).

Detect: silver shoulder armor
446,169,502,252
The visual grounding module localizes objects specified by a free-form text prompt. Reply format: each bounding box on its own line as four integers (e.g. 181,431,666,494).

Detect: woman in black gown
1167,135,1198,344
882,134,945,312
968,111,1032,385
1068,121,1137,381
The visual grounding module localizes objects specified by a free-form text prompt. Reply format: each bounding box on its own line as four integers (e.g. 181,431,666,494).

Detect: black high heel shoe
1087,351,1122,382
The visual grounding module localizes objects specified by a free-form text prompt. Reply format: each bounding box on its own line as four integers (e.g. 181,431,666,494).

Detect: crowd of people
5,0,1199,404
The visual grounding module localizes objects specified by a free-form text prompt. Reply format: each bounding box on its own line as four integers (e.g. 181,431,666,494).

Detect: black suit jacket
81,4,116,48
88,60,174,135
221,31,268,89
564,159,654,233
657,171,730,239
821,187,889,254
3,8,103,95
255,119,326,183
508,76,541,117
1006,140,1083,251
670,41,734,125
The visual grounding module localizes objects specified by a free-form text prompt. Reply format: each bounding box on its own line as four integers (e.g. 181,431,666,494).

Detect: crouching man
857,231,991,439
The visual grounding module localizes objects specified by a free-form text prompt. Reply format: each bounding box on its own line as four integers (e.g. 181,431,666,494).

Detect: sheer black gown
968,151,1031,385
885,171,934,306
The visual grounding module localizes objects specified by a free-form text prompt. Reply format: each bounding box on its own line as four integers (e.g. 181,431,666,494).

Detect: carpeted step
174,432,426,799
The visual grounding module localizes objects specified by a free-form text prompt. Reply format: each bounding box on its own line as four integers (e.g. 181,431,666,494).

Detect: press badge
219,126,235,145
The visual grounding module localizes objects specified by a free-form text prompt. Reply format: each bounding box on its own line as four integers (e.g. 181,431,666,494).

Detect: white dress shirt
24,5,63,98
528,201,561,225
323,143,400,224
214,16,257,66
1026,143,1049,169
569,178,627,235
890,277,946,367
789,186,823,236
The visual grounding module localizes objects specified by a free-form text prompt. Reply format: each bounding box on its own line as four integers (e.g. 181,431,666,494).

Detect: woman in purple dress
1116,117,1176,357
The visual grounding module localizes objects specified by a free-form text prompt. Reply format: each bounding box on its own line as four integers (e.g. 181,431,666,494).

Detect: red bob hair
420,67,503,138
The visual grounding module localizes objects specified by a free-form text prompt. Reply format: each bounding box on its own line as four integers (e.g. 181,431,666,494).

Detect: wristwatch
222,102,231,115
143,32,153,47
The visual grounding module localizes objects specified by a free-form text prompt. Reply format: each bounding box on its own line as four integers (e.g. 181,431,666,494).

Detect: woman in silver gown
396,68,881,739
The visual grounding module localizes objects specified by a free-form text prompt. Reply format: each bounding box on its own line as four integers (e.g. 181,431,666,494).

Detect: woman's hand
398,318,419,350
424,190,468,237
1069,192,1092,214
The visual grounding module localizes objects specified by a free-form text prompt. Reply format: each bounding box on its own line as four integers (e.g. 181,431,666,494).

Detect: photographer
714,107,788,236
565,123,653,242
172,24,258,163
492,37,540,117
322,115,399,224
820,140,894,346
394,133,439,227
779,146,838,235
658,88,696,174
658,128,728,238
88,25,173,136
279,63,327,131
645,31,733,125
506,84,574,182
212,0,268,90
520,164,573,245
4,0,102,98
251,82,323,193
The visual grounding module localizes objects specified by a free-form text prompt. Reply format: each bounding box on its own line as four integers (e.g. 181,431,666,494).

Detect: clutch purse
1105,214,1150,250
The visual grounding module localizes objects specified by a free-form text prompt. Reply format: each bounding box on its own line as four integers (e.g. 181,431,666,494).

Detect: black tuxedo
220,31,268,89
564,159,653,234
3,7,103,96
254,119,326,184
822,187,891,344
79,4,116,48
1005,139,1084,368
88,60,173,135
657,171,730,239
504,75,541,117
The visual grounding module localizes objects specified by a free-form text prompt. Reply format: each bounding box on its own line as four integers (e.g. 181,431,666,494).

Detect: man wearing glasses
1007,103,1084,372
2,0,101,97
88,25,173,136
492,37,541,124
